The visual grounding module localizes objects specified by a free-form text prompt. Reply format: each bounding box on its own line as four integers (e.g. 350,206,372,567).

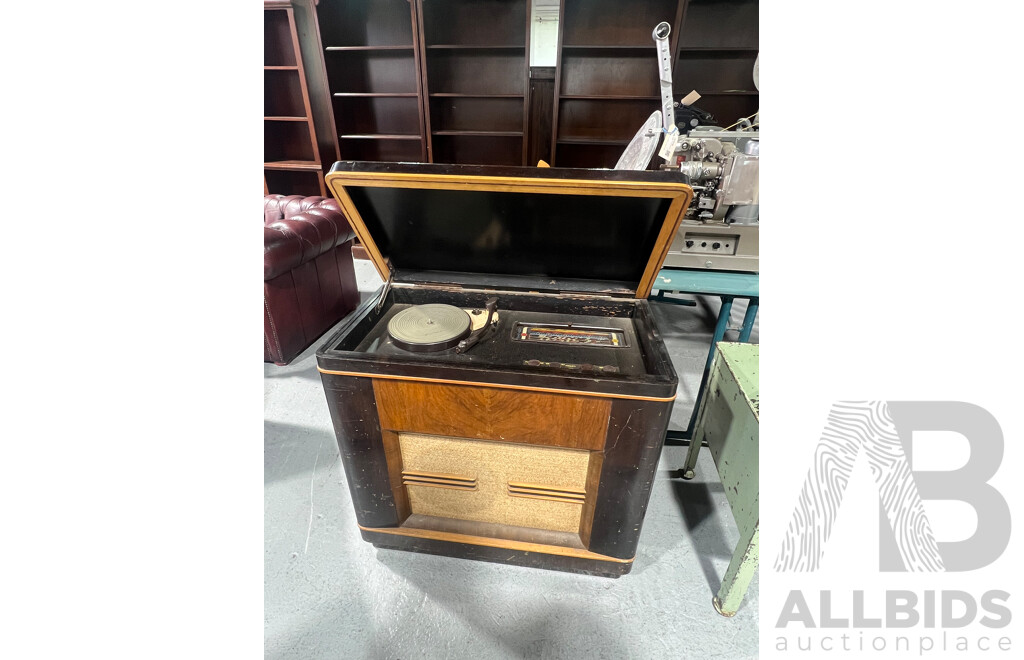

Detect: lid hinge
374,264,395,314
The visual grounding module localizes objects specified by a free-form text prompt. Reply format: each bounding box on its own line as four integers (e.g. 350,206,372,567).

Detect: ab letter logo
774,401,1010,572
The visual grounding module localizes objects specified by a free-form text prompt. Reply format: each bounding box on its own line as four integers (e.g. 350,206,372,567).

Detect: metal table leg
681,295,733,476
705,295,734,373
738,296,759,343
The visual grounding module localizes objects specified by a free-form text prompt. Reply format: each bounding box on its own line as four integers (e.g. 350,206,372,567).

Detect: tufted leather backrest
264,195,357,280
264,194,334,224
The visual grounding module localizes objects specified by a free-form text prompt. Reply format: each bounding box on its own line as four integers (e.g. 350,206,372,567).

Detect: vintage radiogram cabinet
316,162,693,576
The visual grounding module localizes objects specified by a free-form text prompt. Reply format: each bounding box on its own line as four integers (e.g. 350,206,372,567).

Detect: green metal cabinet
683,342,758,616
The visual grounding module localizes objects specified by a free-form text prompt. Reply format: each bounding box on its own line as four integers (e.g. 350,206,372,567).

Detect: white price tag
658,129,679,162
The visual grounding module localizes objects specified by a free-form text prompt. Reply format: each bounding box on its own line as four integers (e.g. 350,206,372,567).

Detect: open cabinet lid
325,162,693,298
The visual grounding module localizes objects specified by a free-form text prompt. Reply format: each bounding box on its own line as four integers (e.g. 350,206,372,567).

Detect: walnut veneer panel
373,380,610,450
398,433,591,533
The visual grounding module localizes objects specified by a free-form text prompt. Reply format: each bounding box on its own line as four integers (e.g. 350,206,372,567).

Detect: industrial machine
662,125,759,272
616,23,760,273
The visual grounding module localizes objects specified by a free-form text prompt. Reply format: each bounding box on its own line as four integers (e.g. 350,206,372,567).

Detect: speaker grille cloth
398,433,591,533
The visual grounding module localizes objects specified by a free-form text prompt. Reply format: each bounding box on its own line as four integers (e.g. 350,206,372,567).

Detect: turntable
387,304,471,352
317,162,693,577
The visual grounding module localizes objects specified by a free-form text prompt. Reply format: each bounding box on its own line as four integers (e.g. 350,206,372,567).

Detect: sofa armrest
264,199,357,281
264,226,305,280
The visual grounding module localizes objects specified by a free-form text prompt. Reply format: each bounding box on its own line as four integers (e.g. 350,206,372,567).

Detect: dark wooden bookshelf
674,0,759,128
678,0,758,49
267,0,756,173
551,0,758,168
317,0,428,162
551,0,685,168
309,0,532,166
418,0,531,165
264,0,337,197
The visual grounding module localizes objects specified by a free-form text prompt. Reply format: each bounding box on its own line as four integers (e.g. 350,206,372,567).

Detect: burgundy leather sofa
264,195,360,365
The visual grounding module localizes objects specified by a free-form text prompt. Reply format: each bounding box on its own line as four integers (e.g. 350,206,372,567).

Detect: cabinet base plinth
360,527,632,577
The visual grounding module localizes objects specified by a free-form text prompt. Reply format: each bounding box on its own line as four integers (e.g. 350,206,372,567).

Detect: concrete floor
265,260,759,659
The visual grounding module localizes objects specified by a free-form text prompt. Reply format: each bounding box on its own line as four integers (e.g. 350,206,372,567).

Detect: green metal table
650,268,759,440
686,342,759,616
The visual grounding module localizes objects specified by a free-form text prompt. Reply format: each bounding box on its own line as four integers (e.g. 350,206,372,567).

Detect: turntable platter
387,304,472,352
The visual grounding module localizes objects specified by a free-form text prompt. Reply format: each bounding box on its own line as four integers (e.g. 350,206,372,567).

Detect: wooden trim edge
317,367,678,402
636,194,691,298
326,170,692,196
358,524,635,564
329,183,390,281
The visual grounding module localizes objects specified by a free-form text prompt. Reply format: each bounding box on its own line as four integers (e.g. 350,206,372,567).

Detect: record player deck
386,304,473,352
317,162,693,576
363,297,644,376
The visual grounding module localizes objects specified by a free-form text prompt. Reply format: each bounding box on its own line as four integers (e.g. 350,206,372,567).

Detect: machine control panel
679,233,738,255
